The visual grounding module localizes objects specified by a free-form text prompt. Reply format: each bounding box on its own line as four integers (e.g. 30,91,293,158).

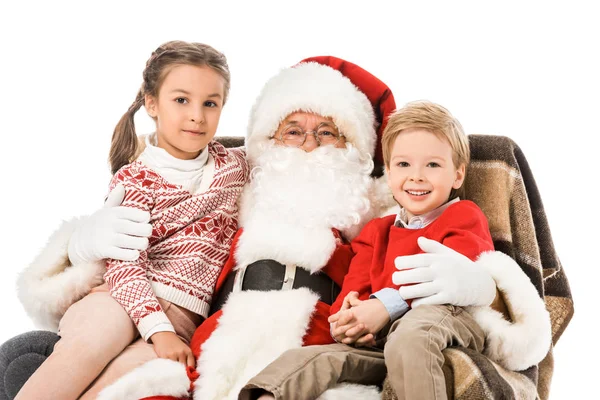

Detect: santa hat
246,56,396,169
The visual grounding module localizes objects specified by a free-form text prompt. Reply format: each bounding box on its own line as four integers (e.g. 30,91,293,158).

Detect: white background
0,1,597,398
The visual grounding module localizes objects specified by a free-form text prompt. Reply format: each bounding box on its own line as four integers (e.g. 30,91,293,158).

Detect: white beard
235,142,374,272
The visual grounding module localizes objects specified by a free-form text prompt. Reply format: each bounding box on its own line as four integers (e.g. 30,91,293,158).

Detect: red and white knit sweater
104,141,248,339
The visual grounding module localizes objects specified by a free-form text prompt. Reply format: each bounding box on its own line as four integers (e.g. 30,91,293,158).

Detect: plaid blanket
379,134,574,400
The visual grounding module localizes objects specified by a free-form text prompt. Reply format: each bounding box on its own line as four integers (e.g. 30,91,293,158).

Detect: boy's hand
329,292,366,343
329,309,368,344
151,331,195,367
346,298,389,341
329,295,390,347
341,291,360,311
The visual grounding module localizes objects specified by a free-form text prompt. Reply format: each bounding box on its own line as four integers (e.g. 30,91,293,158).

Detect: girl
16,40,249,400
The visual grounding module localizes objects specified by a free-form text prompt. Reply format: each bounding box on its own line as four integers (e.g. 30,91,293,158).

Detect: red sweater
104,142,249,339
331,200,494,314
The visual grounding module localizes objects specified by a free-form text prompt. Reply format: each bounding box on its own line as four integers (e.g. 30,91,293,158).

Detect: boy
244,101,495,400
327,100,495,399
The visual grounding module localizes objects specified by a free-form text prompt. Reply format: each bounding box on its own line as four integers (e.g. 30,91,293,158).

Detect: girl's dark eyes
427,162,441,168
175,98,219,107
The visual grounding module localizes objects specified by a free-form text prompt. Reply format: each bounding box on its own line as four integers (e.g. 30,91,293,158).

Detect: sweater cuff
145,322,177,342
137,312,173,341
371,288,409,321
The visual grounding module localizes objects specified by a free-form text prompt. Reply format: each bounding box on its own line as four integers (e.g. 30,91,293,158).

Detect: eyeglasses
272,122,345,147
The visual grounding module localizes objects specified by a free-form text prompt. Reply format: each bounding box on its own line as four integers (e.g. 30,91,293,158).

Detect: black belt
209,259,340,316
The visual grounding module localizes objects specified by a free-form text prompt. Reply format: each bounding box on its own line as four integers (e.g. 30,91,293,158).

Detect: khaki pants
16,284,199,400
239,304,485,400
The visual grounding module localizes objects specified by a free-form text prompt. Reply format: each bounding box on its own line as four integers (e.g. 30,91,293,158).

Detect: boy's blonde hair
381,100,470,199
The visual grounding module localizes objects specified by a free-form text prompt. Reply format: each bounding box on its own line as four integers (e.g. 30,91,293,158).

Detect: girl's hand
150,331,195,367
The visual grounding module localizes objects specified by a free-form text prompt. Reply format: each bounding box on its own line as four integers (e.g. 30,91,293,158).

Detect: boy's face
385,128,465,219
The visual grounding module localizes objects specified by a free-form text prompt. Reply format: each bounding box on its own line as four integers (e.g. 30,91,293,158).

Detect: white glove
392,237,496,308
67,184,152,264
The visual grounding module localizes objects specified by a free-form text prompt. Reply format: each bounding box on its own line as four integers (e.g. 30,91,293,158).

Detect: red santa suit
189,57,397,400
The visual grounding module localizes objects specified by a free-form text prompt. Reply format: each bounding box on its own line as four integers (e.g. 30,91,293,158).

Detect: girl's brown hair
109,40,230,174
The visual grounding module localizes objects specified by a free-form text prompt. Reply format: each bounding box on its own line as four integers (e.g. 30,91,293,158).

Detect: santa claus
191,57,396,400
7,57,550,400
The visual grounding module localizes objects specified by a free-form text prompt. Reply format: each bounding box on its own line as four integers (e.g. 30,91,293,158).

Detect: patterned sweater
104,141,249,339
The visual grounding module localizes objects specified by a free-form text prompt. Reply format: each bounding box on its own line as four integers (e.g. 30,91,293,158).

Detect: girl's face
145,64,225,159
385,128,465,219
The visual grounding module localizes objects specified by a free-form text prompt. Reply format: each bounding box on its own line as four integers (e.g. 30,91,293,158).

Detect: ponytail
109,90,144,174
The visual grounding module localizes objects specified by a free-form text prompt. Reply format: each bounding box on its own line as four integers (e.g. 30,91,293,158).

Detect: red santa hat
246,56,396,169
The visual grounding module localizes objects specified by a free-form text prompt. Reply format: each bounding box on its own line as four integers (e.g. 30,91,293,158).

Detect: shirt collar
394,197,460,229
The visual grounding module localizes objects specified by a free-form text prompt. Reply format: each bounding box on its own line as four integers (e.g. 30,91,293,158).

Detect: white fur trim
16,217,105,331
467,251,552,371
318,383,381,400
97,358,190,400
236,219,337,274
195,288,319,400
246,62,376,164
